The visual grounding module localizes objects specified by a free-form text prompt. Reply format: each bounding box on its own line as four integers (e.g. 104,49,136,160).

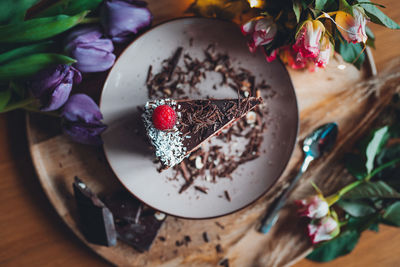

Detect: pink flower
308,216,340,244
263,48,278,62
293,20,325,58
314,36,333,68
241,17,277,53
295,195,329,219
280,46,307,69
335,7,368,44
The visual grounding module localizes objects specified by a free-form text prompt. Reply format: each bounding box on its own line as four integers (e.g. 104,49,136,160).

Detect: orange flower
335,6,368,44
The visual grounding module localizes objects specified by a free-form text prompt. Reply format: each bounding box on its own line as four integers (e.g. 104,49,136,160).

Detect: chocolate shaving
167,47,183,81
224,190,231,202
202,232,209,243
194,186,209,194
216,244,223,253
219,259,230,267
215,221,225,230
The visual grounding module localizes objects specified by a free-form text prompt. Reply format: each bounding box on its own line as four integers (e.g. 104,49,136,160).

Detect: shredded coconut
142,99,187,167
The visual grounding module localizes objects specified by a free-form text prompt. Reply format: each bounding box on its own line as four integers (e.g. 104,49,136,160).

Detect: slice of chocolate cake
142,97,262,170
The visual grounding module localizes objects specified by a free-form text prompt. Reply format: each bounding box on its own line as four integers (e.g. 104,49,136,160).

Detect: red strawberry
152,105,176,130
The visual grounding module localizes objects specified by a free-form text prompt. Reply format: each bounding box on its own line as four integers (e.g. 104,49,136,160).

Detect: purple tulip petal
62,94,103,123
64,26,116,73
71,66,82,84
71,45,116,73
63,122,107,145
65,26,103,52
101,0,152,43
29,65,69,98
41,81,73,111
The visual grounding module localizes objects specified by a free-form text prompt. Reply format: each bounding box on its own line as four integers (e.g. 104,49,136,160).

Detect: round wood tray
26,47,377,266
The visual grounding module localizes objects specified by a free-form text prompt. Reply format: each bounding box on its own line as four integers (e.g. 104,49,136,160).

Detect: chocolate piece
73,177,117,247
104,191,165,252
216,244,223,253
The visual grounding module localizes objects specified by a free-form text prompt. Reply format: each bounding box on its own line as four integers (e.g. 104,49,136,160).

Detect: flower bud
65,26,116,73
295,195,329,219
62,94,107,145
293,20,325,58
28,64,81,111
307,216,340,244
241,17,277,53
101,0,153,43
335,6,367,44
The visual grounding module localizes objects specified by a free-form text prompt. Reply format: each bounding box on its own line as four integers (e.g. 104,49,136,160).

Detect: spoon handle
258,155,314,234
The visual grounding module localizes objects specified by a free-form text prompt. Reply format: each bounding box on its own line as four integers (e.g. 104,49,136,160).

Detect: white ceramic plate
101,17,298,219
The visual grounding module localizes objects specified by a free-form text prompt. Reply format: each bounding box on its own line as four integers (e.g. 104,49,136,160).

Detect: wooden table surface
1,1,400,266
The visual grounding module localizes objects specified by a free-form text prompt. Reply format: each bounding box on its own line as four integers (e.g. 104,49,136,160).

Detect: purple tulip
29,65,82,111
62,94,107,145
65,26,116,73
101,0,152,43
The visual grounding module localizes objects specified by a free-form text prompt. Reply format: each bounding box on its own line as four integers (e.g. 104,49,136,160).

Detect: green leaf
338,42,365,69
0,53,76,81
365,126,389,173
368,222,379,232
365,26,375,48
9,81,26,98
343,181,400,199
360,0,400,29
382,201,400,227
0,0,39,25
0,41,53,64
0,87,12,111
315,0,327,10
34,0,102,18
337,199,376,217
0,11,88,43
344,153,367,180
339,0,353,16
293,1,301,23
307,230,360,262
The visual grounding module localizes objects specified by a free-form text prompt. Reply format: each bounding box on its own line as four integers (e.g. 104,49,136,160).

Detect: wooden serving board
25,1,400,266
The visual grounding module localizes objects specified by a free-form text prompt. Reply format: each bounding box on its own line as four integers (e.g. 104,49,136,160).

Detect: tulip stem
325,158,400,206
23,106,60,117
1,98,36,113
80,17,100,25
365,158,400,181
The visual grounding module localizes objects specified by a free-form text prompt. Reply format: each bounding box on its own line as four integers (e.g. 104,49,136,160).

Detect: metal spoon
258,122,338,234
